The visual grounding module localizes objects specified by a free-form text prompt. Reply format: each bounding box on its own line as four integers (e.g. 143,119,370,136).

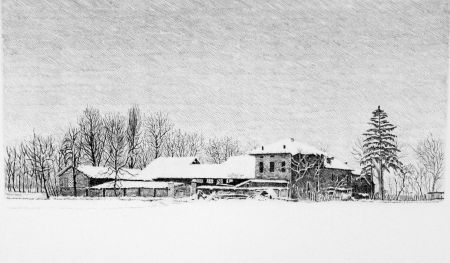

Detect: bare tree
144,112,173,159
25,133,56,199
414,134,444,192
5,146,19,192
165,129,204,157
78,107,107,166
204,137,222,164
290,154,325,198
136,139,153,169
126,105,142,168
409,165,430,195
391,164,414,199
204,136,241,164
104,114,128,196
62,127,82,196
185,132,204,156
18,143,29,192
351,137,365,163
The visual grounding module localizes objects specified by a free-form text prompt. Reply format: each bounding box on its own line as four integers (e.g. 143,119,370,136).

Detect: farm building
58,165,142,196
249,138,373,198
137,156,255,184
136,155,292,199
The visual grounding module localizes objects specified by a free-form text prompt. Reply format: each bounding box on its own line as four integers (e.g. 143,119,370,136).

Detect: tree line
4,106,242,197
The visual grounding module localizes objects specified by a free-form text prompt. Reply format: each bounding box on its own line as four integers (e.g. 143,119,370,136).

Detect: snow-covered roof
138,155,255,180
249,138,326,156
324,158,352,171
77,165,141,180
146,156,200,168
90,180,183,189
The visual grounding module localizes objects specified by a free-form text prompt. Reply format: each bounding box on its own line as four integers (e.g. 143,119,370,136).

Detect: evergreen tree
361,106,402,200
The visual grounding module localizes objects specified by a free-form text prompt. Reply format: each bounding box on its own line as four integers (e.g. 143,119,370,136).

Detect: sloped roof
324,158,352,171
76,165,141,180
138,155,255,180
90,180,183,189
249,138,326,156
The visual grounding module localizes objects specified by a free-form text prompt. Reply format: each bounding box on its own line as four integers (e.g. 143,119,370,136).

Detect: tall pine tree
362,106,402,200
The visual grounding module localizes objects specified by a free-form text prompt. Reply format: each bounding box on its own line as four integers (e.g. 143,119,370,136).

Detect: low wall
59,185,193,198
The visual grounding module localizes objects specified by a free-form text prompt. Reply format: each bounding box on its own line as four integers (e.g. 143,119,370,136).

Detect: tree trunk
35,175,39,193
379,166,384,200
12,173,16,192
72,167,78,197
41,172,50,199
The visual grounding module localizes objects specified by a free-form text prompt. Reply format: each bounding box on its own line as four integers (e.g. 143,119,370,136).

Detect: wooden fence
59,186,192,198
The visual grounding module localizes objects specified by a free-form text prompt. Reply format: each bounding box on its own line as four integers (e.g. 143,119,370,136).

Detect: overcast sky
2,0,448,167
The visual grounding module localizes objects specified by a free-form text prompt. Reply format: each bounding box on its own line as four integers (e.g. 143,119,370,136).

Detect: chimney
290,138,294,142
283,145,286,149
262,146,264,151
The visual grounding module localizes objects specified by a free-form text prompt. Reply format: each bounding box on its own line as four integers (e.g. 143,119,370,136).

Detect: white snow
324,158,352,170
249,138,327,156
1,198,448,263
76,165,142,180
138,155,255,180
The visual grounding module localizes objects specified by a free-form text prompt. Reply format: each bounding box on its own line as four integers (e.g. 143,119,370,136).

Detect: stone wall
59,169,90,188
253,153,292,180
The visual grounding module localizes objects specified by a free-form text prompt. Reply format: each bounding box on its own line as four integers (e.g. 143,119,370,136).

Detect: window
281,161,286,172
217,179,223,185
207,179,214,184
226,179,233,183
259,162,264,173
269,162,275,172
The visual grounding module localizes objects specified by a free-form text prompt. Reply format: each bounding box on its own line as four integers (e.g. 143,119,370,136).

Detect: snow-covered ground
1,197,449,263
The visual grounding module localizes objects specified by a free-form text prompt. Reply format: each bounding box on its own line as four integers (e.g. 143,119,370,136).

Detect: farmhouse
249,138,371,198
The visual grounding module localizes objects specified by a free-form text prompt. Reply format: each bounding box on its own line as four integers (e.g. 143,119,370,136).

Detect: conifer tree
361,106,402,200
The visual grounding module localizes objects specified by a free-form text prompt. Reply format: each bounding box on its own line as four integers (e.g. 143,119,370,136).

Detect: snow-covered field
1,197,449,263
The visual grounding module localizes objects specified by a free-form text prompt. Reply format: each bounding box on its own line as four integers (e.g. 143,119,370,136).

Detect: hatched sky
2,0,448,167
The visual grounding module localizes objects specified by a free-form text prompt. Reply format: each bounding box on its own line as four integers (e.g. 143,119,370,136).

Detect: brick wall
253,153,292,180
59,168,90,189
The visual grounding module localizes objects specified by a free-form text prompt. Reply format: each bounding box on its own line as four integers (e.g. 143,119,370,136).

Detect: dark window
269,162,275,172
259,162,264,173
281,161,286,172
270,155,274,158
